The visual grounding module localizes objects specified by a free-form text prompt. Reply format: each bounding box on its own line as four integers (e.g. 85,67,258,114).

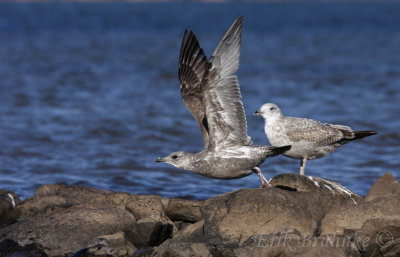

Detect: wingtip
274,145,292,154
354,130,378,140
235,15,244,24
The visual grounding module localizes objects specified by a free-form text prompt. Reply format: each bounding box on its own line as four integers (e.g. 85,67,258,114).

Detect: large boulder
6,184,202,226
0,184,204,256
354,218,400,257
365,172,400,201
0,205,136,256
270,173,363,210
201,187,324,247
321,196,400,236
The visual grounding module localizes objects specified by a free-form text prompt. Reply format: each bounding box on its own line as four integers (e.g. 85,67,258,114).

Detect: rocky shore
0,172,399,257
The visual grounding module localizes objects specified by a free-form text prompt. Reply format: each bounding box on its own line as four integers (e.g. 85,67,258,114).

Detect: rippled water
0,2,399,200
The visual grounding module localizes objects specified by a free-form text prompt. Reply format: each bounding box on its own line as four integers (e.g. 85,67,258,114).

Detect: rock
201,187,324,247
354,218,400,257
0,238,48,257
126,217,175,248
1,184,200,255
125,194,166,220
125,195,176,247
2,173,399,257
321,196,400,236
270,173,363,210
173,220,205,243
365,172,400,201
173,221,191,231
0,190,20,227
9,184,201,225
151,239,212,257
164,198,203,223
0,205,136,256
6,184,122,222
72,231,136,257
235,233,361,257
5,195,71,224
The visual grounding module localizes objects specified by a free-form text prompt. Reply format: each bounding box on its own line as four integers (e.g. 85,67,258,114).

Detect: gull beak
254,110,261,115
155,157,165,163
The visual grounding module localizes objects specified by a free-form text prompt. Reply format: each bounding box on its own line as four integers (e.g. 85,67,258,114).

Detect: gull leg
254,167,271,188
300,157,307,175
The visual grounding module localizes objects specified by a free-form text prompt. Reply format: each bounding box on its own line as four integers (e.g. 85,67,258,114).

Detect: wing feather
178,16,251,151
284,118,347,146
179,30,209,148
203,16,252,150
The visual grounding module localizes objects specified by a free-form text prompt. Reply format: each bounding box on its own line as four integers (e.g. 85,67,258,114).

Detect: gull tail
353,130,378,140
265,145,292,158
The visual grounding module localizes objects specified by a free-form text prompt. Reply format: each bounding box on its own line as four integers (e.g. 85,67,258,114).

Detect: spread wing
179,30,209,148
203,16,252,150
284,117,348,146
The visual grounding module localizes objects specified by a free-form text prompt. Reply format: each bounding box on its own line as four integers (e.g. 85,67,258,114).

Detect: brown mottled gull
255,103,377,175
156,17,291,187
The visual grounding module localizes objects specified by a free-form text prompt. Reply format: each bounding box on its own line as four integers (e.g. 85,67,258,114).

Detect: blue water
0,2,399,200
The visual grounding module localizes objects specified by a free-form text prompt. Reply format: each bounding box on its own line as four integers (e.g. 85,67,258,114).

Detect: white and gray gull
255,103,377,175
156,17,291,187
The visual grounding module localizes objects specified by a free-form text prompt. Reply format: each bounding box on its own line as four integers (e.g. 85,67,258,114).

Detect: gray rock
321,196,400,236
365,172,400,202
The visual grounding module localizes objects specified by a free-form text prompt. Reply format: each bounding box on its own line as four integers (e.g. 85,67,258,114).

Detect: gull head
155,151,194,170
255,103,283,121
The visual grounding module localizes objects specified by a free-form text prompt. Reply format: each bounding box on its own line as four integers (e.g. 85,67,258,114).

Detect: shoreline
0,172,399,256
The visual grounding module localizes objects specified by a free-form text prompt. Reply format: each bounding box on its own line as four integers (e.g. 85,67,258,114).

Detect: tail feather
353,130,378,140
267,145,291,157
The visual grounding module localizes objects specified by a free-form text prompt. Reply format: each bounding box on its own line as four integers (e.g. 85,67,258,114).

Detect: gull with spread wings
156,17,290,186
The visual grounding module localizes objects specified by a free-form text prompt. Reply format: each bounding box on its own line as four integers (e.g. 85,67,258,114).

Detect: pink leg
300,157,307,175
254,167,271,188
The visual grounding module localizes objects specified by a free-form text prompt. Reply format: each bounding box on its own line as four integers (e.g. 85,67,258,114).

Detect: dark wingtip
273,145,291,154
354,130,378,140
235,15,244,24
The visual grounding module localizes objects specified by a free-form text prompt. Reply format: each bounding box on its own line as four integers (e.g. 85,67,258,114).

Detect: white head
255,103,283,121
155,151,195,171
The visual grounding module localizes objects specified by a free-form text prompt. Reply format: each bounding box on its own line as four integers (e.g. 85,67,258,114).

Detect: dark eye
172,155,178,159
270,107,275,111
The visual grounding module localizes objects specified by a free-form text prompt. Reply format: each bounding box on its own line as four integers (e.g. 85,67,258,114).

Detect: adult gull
156,17,291,187
255,103,377,175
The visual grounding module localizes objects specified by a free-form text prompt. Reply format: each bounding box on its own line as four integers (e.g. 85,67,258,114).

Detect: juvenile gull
255,103,377,175
156,17,291,187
